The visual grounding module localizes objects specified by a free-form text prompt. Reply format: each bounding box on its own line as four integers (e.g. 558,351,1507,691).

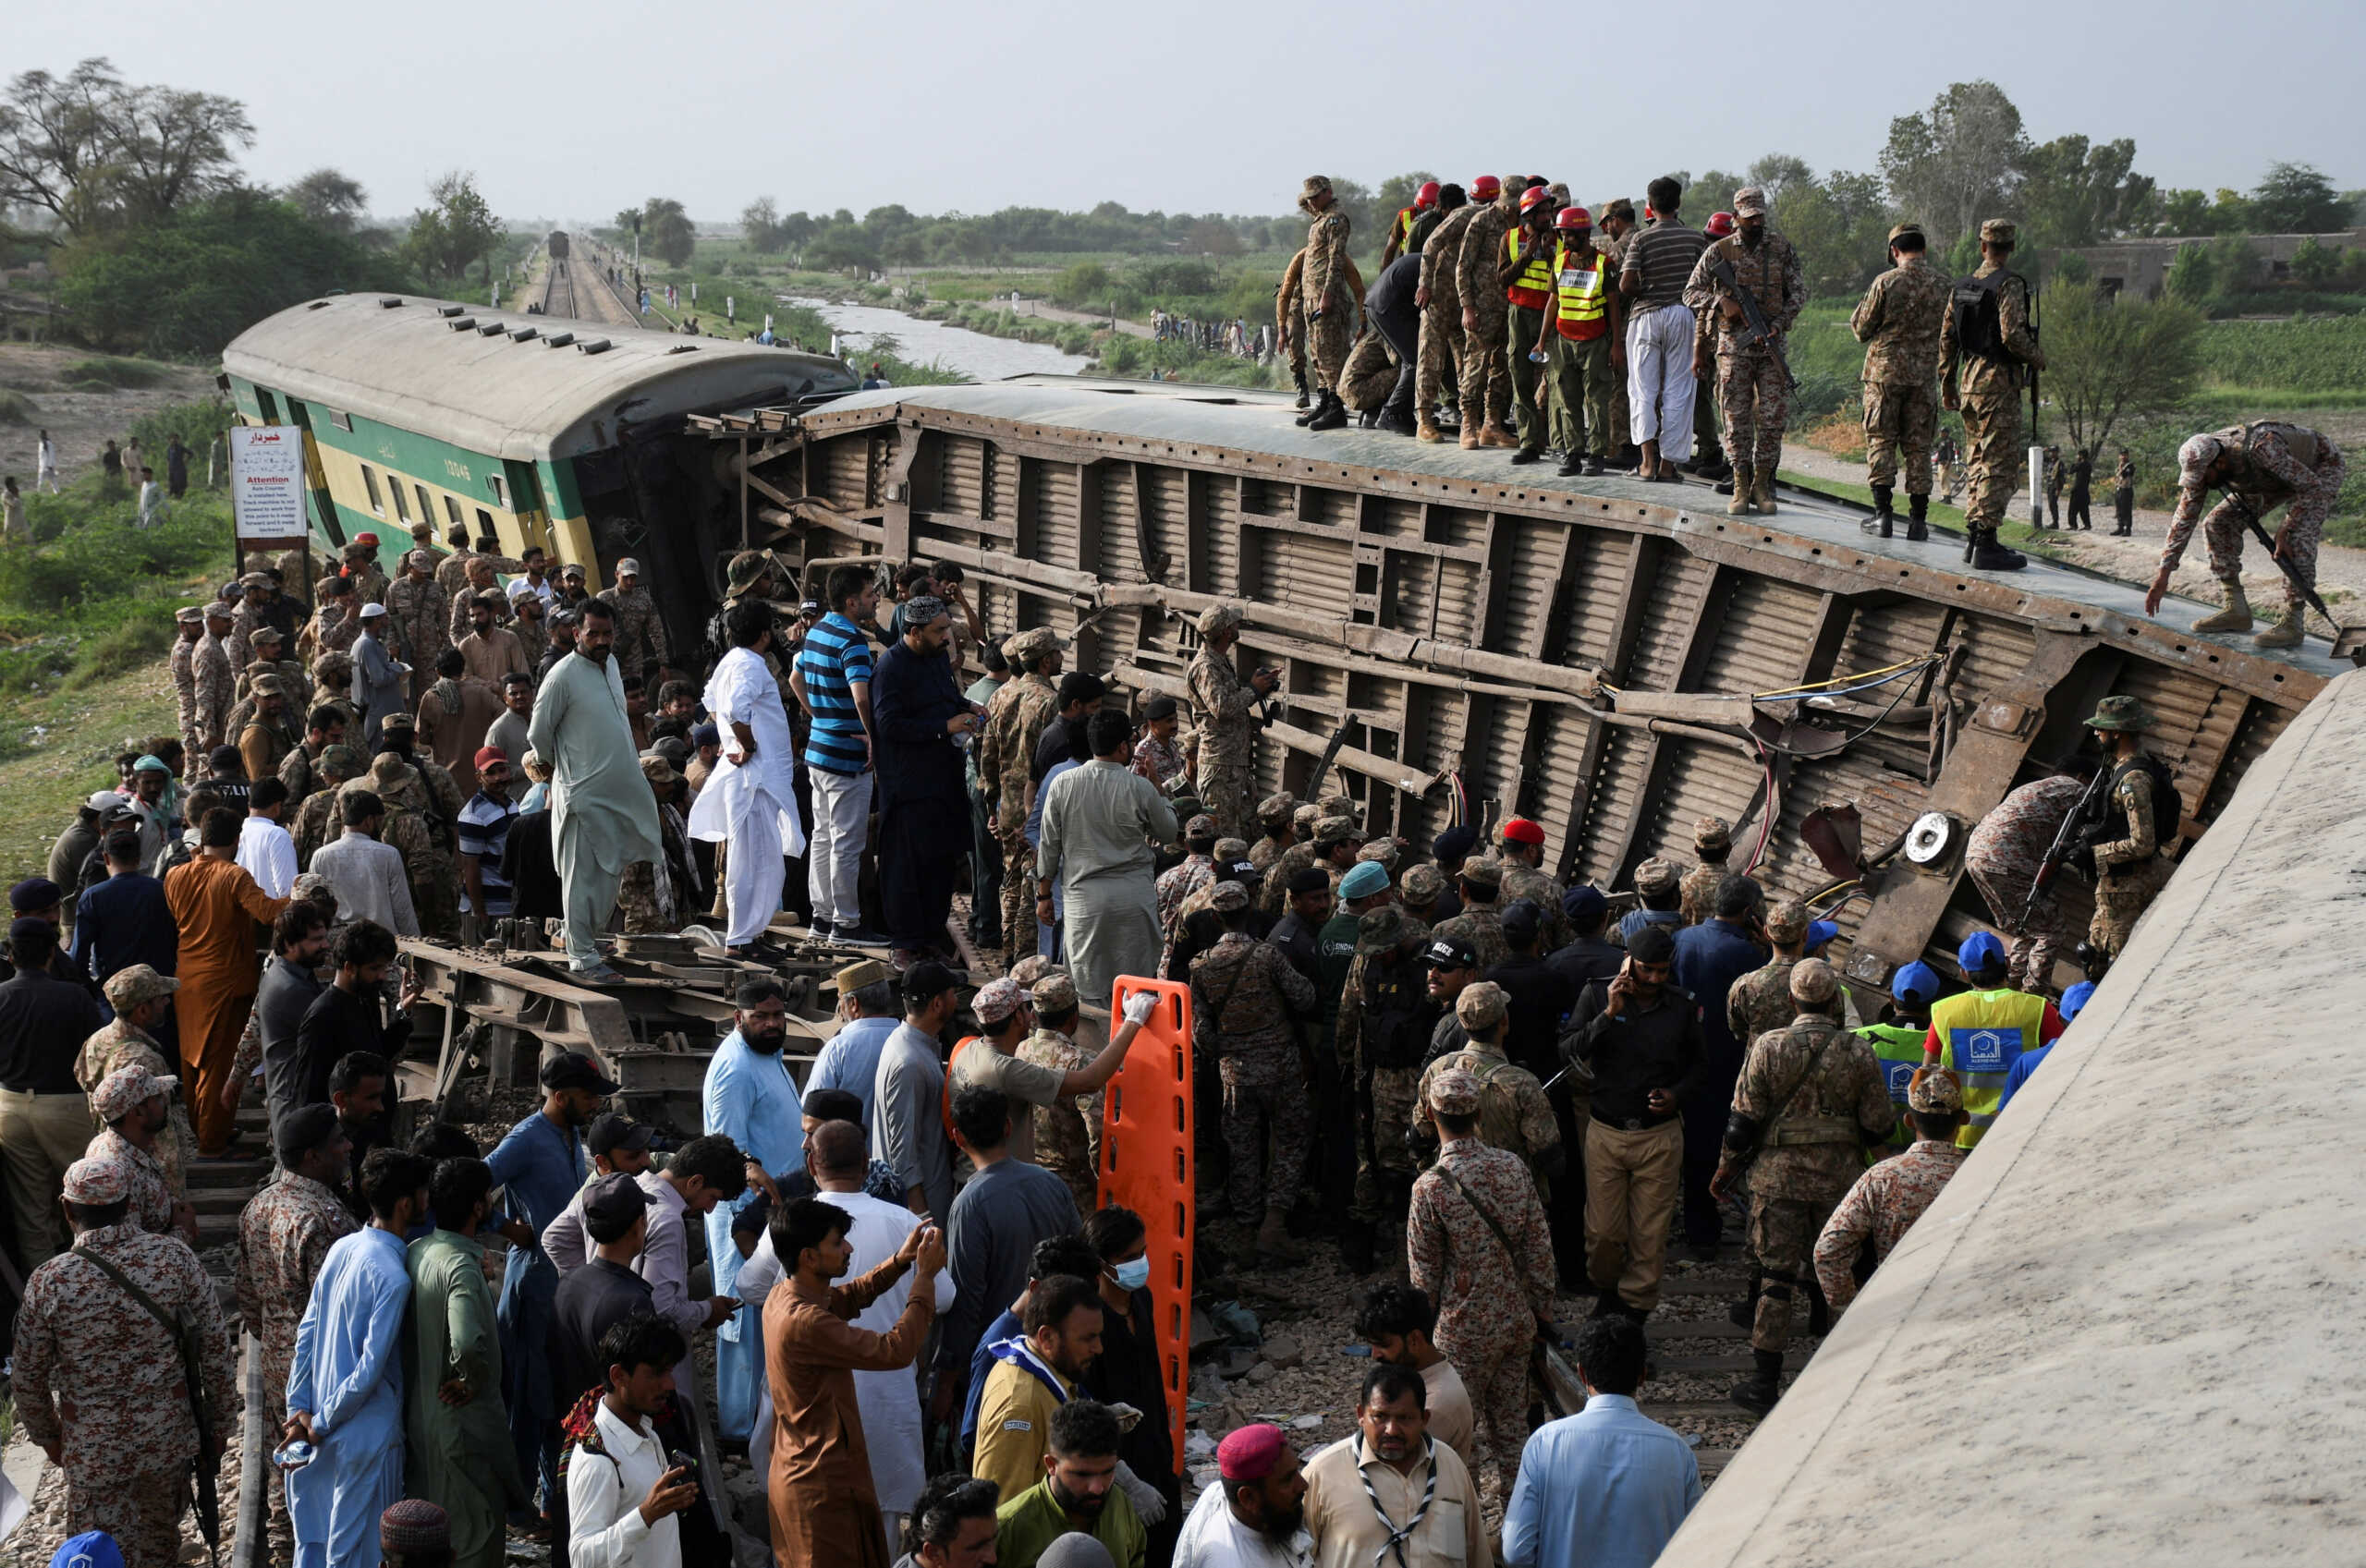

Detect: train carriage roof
222,293,854,462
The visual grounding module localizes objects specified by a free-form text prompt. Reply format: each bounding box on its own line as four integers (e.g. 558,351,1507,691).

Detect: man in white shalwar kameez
689,601,806,954
525,599,660,981
1038,709,1179,1014
730,1121,954,1551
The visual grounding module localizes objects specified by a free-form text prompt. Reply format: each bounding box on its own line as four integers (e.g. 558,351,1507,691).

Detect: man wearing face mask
1684,187,1804,518
703,976,807,1446
1085,1205,1180,1553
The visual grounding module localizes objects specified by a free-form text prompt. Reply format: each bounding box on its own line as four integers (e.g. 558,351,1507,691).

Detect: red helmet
1519,185,1555,214
1416,180,1441,209
1470,175,1502,201
1705,212,1737,237
1555,205,1592,231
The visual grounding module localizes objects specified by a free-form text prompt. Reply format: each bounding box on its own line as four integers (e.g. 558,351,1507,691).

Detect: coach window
360,465,384,515
416,484,435,527
445,495,463,529
486,474,507,509
474,508,495,536
391,480,410,523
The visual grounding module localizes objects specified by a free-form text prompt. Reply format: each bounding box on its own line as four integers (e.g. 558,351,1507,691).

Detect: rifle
1704,252,1798,391
2018,766,2111,936
1306,708,1356,794
2221,488,2339,631
73,1245,223,1565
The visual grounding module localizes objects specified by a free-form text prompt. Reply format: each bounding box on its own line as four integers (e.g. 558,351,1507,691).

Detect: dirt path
0,345,219,483
990,298,1154,338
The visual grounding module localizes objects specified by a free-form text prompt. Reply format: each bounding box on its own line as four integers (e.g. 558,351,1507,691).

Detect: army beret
1400,864,1445,906
1979,217,2017,244
1789,956,1839,1004
1455,980,1508,1033
1209,881,1250,914
1313,817,1356,848
1286,866,1331,896
1908,1064,1964,1114
1256,793,1296,823
1762,898,1810,942
1031,970,1079,1013
1338,861,1391,900
1356,904,1409,954
1501,817,1544,846
1196,602,1245,637
94,1063,176,1123
1144,694,1177,722
1214,837,1250,862
1634,857,1681,896
1457,857,1501,892
103,964,178,1012
1426,1068,1482,1116
1185,814,1217,839
972,977,1028,1026
62,1156,129,1207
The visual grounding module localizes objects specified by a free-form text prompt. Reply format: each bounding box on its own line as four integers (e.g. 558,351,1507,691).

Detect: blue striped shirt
796,611,873,773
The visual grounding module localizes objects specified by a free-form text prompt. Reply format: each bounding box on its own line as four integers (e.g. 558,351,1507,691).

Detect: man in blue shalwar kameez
702,976,808,1442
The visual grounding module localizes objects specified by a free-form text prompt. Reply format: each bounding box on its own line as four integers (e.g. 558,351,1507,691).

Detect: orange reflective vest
1506,230,1555,310
1552,240,1612,342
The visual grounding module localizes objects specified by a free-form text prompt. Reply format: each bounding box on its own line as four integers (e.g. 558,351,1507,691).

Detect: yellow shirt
1303,1432,1492,1568
971,1355,1072,1508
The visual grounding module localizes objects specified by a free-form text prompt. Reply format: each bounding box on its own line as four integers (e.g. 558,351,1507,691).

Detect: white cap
359,602,387,618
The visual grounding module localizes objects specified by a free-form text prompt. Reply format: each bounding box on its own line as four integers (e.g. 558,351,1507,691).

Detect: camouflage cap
726,551,773,592
1317,794,1356,819
1214,837,1250,861
640,754,679,785
313,650,352,678
1455,980,1508,1033
1209,881,1250,914
342,540,376,560
293,871,335,904
1196,602,1244,637
1634,857,1681,896
204,601,236,619
1426,1068,1482,1116
406,549,435,570
175,605,204,625
1598,196,1636,224
1010,954,1062,988
248,625,285,647
1400,864,1445,906
103,964,178,1012
363,753,416,795
1732,186,1769,217
1299,175,1335,208
1185,814,1217,839
1313,816,1356,848
2085,694,2155,733
1357,904,1410,954
1030,970,1079,1013
2177,432,2227,486
1693,815,1732,854
1762,898,1810,942
380,711,415,735
250,673,287,698
239,571,272,590
62,1156,128,1207
1788,956,1839,1004
972,977,1028,1026
1887,221,1925,245
1256,793,1296,825
1457,857,1501,893
1908,1064,1965,1114
474,588,507,609
94,1062,176,1123
316,744,364,782
1002,626,1058,665
1355,838,1398,868
1291,804,1324,833
1979,217,2017,244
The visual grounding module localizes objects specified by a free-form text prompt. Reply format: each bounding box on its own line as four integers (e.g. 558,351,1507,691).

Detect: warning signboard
229,426,310,541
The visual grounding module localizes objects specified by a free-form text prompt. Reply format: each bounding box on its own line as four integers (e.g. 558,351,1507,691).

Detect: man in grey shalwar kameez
351,604,410,751
1037,708,1179,1013
525,599,660,982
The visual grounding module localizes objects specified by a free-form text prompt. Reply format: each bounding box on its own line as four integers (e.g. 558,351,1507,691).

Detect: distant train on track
546,229,569,261
220,272,853,638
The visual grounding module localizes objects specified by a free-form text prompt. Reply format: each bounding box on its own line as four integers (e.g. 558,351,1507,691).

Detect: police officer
1851,221,1952,541
1940,218,2045,573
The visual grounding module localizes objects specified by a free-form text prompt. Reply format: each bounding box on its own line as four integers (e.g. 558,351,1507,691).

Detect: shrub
0,390,35,426
60,357,165,389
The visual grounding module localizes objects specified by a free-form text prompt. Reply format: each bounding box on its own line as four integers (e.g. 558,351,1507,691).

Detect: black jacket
1486,954,1578,1080
872,639,970,810
293,981,412,1110
1566,980,1706,1130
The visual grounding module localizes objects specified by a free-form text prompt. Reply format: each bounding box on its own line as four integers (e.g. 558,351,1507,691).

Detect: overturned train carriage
712,377,2336,994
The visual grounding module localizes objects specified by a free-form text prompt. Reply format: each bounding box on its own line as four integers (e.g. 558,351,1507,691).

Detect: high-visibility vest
1929,988,2048,1149
1394,206,1418,250
1551,240,1611,341
1506,231,1555,310
1856,1021,1926,1148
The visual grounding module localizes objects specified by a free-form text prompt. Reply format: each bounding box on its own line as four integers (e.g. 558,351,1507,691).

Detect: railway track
541,251,579,318
540,236,659,330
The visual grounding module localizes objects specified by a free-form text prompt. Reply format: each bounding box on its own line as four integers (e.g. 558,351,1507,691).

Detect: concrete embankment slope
1659,667,2366,1565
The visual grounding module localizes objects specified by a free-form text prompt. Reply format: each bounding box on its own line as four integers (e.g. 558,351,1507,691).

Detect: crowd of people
1,427,222,538
1148,310,1268,362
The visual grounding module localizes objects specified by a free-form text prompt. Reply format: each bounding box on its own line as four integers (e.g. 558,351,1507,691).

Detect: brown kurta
763,1256,937,1568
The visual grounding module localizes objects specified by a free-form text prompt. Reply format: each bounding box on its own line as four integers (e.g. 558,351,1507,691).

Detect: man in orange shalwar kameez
164,805,290,1154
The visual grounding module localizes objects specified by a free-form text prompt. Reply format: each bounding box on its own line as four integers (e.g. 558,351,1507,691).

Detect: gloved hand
1113,1460,1168,1525
1122,991,1159,1027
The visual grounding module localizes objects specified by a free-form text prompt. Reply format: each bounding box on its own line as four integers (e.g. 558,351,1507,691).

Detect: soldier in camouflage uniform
1726,898,1813,1046
1016,972,1104,1214
278,704,348,811
1712,958,1895,1416
1811,1064,1969,1313
1293,176,1356,433
1940,218,2046,572
1337,905,1434,1256
311,650,359,736
980,626,1064,966
193,601,238,769
1455,176,1519,451
1490,817,1571,952
356,753,454,938
1683,188,1804,518
234,1112,355,1561
16,1155,234,1568
2082,696,2175,966
1156,813,1219,973
293,746,366,866
1275,248,1312,409
446,557,506,647
77,978,193,1208
386,550,452,684
1850,221,1952,540
238,623,313,712
170,605,204,776
1247,793,1296,873
599,556,671,686
1964,773,2090,992
1189,881,1317,1261
1406,1068,1556,1497
1432,858,1510,974
1678,816,1734,928
1415,982,1560,1182
1415,188,1482,443
1187,603,1274,843
1262,815,1352,916
439,536,526,600
340,538,390,611
87,1064,181,1240
2148,419,2348,649
229,572,279,677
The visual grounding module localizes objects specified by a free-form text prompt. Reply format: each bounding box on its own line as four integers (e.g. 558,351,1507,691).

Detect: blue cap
2058,980,2096,1022
1563,884,1608,922
1338,861,1390,900
1433,824,1478,864
8,876,62,912
1957,930,2006,973
53,1533,125,1568
1891,960,1942,1005
1804,918,1839,954
691,722,720,748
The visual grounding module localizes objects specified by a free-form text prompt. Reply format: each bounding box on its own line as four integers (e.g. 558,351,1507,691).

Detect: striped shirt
1619,217,1708,310
457,792,517,918
796,611,873,774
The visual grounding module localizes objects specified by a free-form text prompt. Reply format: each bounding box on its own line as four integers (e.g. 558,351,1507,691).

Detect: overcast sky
27,0,2360,225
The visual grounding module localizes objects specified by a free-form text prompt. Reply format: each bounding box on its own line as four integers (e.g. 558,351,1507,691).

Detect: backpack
1363,957,1439,1070
2083,755,2182,848
1950,271,2012,363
